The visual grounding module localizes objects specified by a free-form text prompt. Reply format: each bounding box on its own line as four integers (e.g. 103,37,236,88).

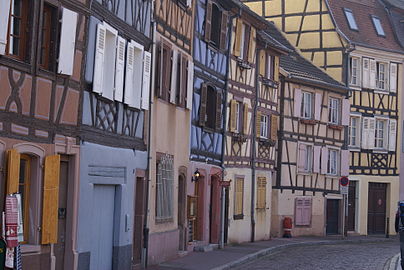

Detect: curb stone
384,253,400,270
212,238,395,270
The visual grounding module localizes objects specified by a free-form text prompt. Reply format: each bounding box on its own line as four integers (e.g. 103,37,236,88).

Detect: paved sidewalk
149,235,397,270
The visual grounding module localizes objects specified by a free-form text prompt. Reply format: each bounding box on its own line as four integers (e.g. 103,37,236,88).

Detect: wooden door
223,186,229,245
178,175,186,250
90,185,115,270
195,177,204,241
326,199,340,235
54,159,68,270
347,181,356,231
368,183,387,234
133,177,146,264
209,176,220,244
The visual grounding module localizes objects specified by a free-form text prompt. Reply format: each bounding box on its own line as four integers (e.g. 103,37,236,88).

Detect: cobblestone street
233,241,400,270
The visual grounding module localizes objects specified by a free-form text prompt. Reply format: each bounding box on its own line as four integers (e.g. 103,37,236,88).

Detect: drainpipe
142,1,156,268
276,76,286,188
219,8,239,249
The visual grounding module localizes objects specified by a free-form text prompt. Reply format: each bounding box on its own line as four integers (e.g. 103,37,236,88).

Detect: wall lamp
192,169,200,182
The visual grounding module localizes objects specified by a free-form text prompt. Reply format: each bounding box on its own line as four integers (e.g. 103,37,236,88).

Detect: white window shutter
93,23,107,95
58,8,78,75
362,118,369,149
294,88,302,117
314,93,322,121
368,118,375,149
390,63,397,93
340,150,349,176
141,51,152,110
362,58,369,89
313,145,321,173
0,0,11,55
389,119,397,151
186,60,194,110
369,59,376,89
320,147,328,175
187,0,192,7
341,99,350,126
114,36,126,102
124,42,135,106
170,50,178,104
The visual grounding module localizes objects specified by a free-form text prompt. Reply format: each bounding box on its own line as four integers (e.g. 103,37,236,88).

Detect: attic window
371,16,385,36
344,8,358,31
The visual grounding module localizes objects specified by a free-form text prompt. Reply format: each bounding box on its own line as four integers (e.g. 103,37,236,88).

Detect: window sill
297,170,312,176
236,58,252,70
373,149,388,154
348,146,361,151
300,119,318,125
256,207,269,211
21,244,41,254
328,124,344,131
349,85,361,90
233,214,244,220
374,89,388,94
261,77,278,88
155,218,174,224
326,174,339,178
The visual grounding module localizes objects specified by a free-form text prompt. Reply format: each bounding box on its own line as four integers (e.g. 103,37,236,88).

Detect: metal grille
156,154,174,222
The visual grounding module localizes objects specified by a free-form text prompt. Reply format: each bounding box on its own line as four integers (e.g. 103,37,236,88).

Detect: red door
209,176,221,244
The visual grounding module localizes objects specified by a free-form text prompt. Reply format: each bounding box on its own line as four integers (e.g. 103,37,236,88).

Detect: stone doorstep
193,244,219,252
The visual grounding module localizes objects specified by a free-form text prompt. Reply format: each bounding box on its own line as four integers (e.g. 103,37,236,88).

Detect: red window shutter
220,12,228,51
215,91,222,130
205,1,212,42
199,84,208,127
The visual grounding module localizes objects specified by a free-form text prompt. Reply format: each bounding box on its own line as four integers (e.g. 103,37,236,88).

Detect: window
266,53,274,80
19,154,31,243
39,4,57,70
235,102,241,133
205,1,228,50
199,84,222,130
298,144,313,173
371,16,385,36
239,24,250,61
327,149,338,175
301,91,313,119
295,197,312,226
375,119,387,149
6,0,30,61
328,98,340,124
234,177,244,219
256,177,266,210
260,114,268,139
206,86,216,129
350,57,360,86
156,154,174,222
376,62,388,90
344,8,358,30
349,116,360,147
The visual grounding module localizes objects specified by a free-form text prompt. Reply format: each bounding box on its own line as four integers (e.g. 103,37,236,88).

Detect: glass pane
19,159,26,184
12,38,20,55
344,10,358,30
13,0,22,17
13,18,20,36
372,17,385,36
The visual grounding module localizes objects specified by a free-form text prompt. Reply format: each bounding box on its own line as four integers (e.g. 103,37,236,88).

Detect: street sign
340,185,348,195
340,176,349,186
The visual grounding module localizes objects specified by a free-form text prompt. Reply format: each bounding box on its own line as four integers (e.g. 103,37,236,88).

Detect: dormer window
371,16,385,37
344,8,358,31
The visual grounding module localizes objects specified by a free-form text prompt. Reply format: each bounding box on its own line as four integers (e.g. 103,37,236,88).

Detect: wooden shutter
294,88,302,117
234,19,242,57
389,119,397,151
180,55,188,107
297,144,306,172
247,28,256,63
340,150,349,176
320,147,328,175
368,118,376,149
155,43,163,98
362,118,369,149
256,111,261,138
215,91,222,130
141,51,152,110
243,103,248,135
274,56,280,82
229,100,237,132
0,0,11,55
313,145,321,173
170,50,178,104
390,63,397,93
270,114,278,141
42,155,61,244
114,36,126,102
362,58,369,89
205,1,212,42
186,60,194,110
199,84,208,126
341,99,350,126
369,59,376,89
220,12,228,51
93,23,106,94
235,178,244,216
124,42,135,107
58,8,77,75
6,149,20,194
314,93,322,121
162,45,173,101
259,50,265,76
257,177,266,209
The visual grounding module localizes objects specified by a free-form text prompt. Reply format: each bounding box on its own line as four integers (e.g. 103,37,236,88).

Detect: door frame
325,197,342,235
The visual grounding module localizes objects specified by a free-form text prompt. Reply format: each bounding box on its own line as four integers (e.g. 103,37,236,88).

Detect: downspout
142,0,156,267
220,8,240,249
276,75,286,188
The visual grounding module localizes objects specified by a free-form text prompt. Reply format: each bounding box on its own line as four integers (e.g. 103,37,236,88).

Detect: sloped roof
264,23,349,92
383,0,404,9
327,0,404,52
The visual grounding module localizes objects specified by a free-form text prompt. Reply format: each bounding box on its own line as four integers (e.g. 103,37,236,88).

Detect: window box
328,124,344,131
300,119,318,125
236,57,252,70
232,133,248,143
259,138,276,147
261,77,278,88
233,214,244,220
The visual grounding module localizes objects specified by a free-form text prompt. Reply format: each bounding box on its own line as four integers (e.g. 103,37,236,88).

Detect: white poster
15,194,24,243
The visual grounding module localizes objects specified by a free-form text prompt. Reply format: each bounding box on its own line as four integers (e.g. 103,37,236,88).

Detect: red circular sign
340,176,349,186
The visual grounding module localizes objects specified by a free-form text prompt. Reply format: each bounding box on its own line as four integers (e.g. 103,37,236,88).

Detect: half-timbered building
0,0,85,269
225,6,289,243
244,0,404,236
81,0,152,269
188,0,238,250
147,0,195,264
261,23,350,237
